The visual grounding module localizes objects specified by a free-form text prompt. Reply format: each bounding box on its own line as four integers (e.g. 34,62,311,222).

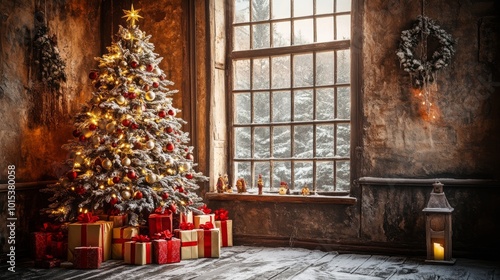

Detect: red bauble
131,123,139,130
165,126,173,133
100,138,106,144
158,110,166,118
162,192,169,200
128,92,137,99
89,124,97,131
130,61,139,68
134,142,142,149
159,75,165,81
185,153,194,160
79,135,86,142
168,109,176,116
88,71,98,80
153,82,159,88
169,204,177,213
112,142,118,148
110,197,119,205
146,64,154,72
185,173,194,180
75,186,86,195
72,130,81,138
122,91,129,98
116,128,123,135
166,143,174,152
122,119,131,127
134,191,143,199
177,186,184,193
127,170,137,179
112,176,120,184
143,84,150,91
94,158,102,167
67,171,78,181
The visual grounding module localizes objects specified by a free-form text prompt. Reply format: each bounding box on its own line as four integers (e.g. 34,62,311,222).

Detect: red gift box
194,214,215,229
73,247,102,269
215,220,233,247
67,217,113,262
49,241,68,259
148,213,173,236
31,232,52,260
153,238,181,264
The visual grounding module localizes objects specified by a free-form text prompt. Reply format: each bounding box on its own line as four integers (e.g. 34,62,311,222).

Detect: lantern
423,181,456,264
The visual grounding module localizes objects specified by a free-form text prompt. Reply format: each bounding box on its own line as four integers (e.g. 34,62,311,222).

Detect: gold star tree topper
122,4,143,27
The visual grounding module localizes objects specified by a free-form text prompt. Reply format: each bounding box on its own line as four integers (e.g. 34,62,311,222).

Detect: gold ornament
83,129,94,138
145,140,155,150
106,122,116,133
102,159,113,170
120,61,127,67
121,190,132,200
92,136,100,145
116,95,126,105
122,4,143,27
98,119,107,130
145,91,156,101
91,96,101,104
91,106,101,116
122,157,131,166
74,155,84,164
146,173,157,184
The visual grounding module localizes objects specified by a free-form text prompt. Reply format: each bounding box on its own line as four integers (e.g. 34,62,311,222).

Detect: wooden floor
1,246,499,280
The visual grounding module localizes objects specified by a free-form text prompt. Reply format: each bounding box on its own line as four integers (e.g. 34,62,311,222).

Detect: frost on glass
253,23,270,49
252,57,270,89
316,17,334,43
252,0,269,21
273,126,291,158
336,50,350,84
316,88,335,120
336,160,350,191
316,51,334,86
233,60,250,90
294,125,313,158
272,55,290,88
272,161,291,190
235,161,252,187
253,91,270,123
255,162,270,190
272,21,291,47
336,123,350,157
293,0,313,17
234,25,250,51
293,19,313,45
235,127,251,158
316,125,334,157
336,15,351,40
234,92,251,124
293,53,313,87
272,91,291,122
336,0,351,13
272,0,290,19
234,0,250,23
316,161,334,192
254,127,270,158
294,161,313,190
337,86,350,119
294,90,313,121
316,0,334,15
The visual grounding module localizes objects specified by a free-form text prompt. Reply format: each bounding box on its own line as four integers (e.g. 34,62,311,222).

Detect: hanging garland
396,15,456,89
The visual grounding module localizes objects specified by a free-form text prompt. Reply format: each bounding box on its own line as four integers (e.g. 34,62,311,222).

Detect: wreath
396,16,456,88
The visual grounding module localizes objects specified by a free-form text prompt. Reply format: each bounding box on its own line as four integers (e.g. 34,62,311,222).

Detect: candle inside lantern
433,242,444,260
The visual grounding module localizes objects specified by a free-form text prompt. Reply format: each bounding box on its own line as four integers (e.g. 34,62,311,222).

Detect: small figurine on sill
216,173,226,193
224,174,232,193
236,178,247,193
301,185,310,196
278,181,289,195
257,174,264,195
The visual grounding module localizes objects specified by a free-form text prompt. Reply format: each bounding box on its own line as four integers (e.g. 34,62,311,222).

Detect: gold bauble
83,129,94,138
91,96,101,104
145,140,155,150
121,190,131,200
102,159,113,170
122,157,131,166
106,122,116,133
145,91,156,101
98,119,107,130
92,136,101,145
146,173,157,184
91,106,101,116
116,95,126,105
74,155,84,164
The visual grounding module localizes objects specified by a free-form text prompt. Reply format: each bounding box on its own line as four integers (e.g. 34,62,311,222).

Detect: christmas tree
42,5,208,225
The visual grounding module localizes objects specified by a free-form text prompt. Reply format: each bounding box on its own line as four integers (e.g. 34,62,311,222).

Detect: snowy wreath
396,16,456,88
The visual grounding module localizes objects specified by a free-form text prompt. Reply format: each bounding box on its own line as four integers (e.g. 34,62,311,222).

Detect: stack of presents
31,206,233,269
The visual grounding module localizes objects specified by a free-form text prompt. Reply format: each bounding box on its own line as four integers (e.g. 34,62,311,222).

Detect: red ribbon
199,221,214,230
77,212,99,223
132,235,150,243
204,230,212,257
114,227,133,258
181,241,197,247
131,243,136,264
220,220,229,247
199,204,212,214
151,230,173,240
40,222,61,232
214,209,229,221
180,222,194,230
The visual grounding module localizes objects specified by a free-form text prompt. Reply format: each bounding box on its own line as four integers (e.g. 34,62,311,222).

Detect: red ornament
130,61,139,68
122,91,129,98
72,130,81,138
158,110,166,118
79,135,86,142
134,191,143,199
169,203,177,213
185,173,194,180
100,138,106,144
159,75,165,81
88,71,98,80
112,142,118,148
185,153,194,160
134,142,142,149
110,197,119,205
128,92,137,99
153,82,159,88
89,124,97,131
75,185,86,195
146,64,154,72
165,126,173,133
112,176,120,184
143,84,150,91
116,128,123,135
131,123,139,130
166,143,174,152
122,119,131,127
167,109,176,116
162,192,169,200
67,171,78,181
127,170,137,179
94,158,102,167
176,186,184,193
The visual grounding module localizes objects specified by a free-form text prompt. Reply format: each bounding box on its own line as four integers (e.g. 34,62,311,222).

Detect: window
229,0,352,194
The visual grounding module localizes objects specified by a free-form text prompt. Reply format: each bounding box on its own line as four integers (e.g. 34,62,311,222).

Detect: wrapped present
148,211,173,236
194,214,215,229
98,214,128,228
214,208,233,247
152,230,180,264
73,247,102,269
112,226,139,259
34,255,61,269
197,222,220,258
67,213,113,262
32,232,52,260
48,231,67,259
175,225,198,260
124,235,152,265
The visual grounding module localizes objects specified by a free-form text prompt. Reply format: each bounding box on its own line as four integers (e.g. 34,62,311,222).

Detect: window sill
205,192,357,205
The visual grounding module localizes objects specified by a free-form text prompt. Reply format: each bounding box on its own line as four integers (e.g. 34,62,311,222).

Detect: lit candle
433,242,444,260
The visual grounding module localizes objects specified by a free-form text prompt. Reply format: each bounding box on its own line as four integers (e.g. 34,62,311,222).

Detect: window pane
254,91,270,123
233,60,250,90
294,125,313,158
336,0,351,13
337,86,350,119
253,58,269,89
316,125,334,157
272,21,291,47
336,49,350,84
235,92,251,124
316,0,334,15
293,53,313,87
235,0,250,23
235,161,251,187
336,160,350,191
272,91,291,122
253,23,270,49
234,25,250,51
272,55,290,88
294,90,313,121
272,161,291,190
273,126,291,158
336,15,351,40
316,16,334,43
316,161,334,192
293,19,313,45
235,127,251,158
252,0,269,21
294,161,313,190
316,51,334,85
316,88,335,120
255,162,270,190
293,0,313,17
272,0,290,19
254,127,270,158
336,123,350,157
